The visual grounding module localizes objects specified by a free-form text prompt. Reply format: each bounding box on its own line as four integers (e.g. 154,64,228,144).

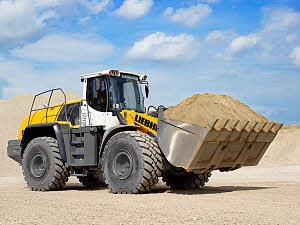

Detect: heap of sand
164,93,268,126
261,126,300,166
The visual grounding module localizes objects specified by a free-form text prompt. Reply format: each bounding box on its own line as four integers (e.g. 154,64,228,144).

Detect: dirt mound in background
164,93,268,126
0,92,81,177
282,124,300,129
260,127,300,166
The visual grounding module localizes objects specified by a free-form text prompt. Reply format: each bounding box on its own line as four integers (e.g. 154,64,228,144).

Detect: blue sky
0,0,300,124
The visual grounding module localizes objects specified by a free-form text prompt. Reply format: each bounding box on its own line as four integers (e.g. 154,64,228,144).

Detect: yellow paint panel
121,110,158,135
18,99,82,140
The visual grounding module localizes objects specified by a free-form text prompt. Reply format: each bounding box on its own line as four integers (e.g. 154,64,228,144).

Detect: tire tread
102,131,162,194
22,137,69,191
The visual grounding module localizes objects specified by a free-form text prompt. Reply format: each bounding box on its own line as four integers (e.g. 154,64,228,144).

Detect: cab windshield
108,73,145,113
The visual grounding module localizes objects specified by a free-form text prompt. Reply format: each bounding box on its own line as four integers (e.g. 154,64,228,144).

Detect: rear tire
22,137,69,191
102,131,162,194
162,159,211,190
78,170,106,188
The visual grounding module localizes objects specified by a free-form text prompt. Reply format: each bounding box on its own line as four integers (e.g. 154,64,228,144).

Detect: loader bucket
157,112,283,172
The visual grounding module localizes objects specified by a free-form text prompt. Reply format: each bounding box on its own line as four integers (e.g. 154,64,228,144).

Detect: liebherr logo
134,115,157,132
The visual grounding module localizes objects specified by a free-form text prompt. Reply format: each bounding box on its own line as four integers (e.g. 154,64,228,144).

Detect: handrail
28,88,68,126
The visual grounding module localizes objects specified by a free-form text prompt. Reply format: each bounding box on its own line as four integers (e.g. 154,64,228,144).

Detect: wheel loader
7,69,282,193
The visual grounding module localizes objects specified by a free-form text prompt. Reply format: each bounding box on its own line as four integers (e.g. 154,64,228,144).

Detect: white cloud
225,8,298,62
78,16,91,25
164,4,212,27
0,0,111,48
205,30,228,42
127,32,199,62
224,35,261,59
210,8,300,63
115,0,153,19
263,8,300,31
81,0,111,14
0,0,49,47
33,0,71,8
12,34,114,63
34,0,110,14
290,47,300,66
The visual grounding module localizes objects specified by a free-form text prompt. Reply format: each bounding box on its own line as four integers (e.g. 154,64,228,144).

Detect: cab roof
81,69,141,80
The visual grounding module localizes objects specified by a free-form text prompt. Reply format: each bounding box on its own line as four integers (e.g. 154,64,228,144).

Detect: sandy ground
0,166,299,225
0,94,300,224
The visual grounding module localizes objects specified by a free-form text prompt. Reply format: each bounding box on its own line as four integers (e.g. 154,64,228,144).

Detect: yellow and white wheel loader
7,70,282,193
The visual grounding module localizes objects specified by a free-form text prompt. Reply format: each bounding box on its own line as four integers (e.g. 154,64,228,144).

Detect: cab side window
57,103,80,125
86,77,107,112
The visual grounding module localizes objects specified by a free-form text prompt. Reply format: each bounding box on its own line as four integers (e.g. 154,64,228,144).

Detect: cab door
81,76,118,129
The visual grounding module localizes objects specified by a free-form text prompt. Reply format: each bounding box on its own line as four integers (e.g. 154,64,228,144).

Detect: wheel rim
112,150,133,180
30,153,47,178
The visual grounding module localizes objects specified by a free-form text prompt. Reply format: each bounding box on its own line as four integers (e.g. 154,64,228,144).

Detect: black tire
22,137,69,191
78,170,106,188
162,160,211,190
102,131,162,194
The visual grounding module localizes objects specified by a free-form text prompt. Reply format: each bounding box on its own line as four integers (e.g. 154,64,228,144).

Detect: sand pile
260,126,300,166
164,93,268,126
0,92,81,177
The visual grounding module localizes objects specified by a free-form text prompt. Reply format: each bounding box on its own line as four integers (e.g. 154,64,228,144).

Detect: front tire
102,131,162,194
22,137,69,191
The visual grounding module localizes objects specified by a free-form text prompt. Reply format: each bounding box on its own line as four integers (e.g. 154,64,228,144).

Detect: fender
99,125,139,159
21,123,67,162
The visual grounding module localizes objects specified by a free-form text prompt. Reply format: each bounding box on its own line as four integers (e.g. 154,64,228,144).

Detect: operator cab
81,69,148,129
